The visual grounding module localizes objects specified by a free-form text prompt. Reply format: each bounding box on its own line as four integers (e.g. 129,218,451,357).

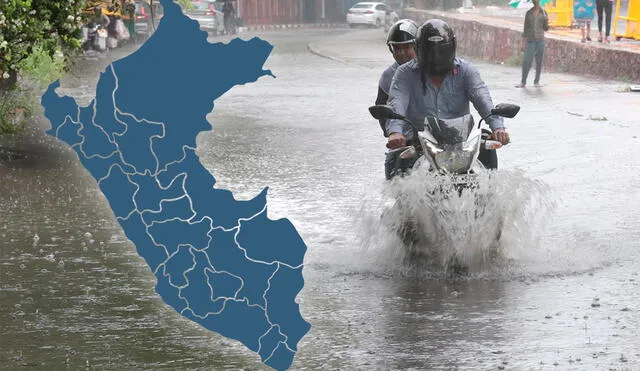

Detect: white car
347,2,396,28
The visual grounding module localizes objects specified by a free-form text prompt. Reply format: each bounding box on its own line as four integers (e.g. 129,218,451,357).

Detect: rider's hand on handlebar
491,128,510,145
387,132,407,149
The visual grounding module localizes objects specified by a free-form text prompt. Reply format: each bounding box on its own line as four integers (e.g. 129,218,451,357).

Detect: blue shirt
379,62,399,95
386,58,504,137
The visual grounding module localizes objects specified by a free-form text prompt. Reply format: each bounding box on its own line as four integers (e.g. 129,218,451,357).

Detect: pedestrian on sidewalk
517,0,549,88
574,0,595,42
223,0,236,35
596,0,613,43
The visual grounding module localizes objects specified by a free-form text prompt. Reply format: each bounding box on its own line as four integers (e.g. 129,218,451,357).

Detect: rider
375,19,419,136
92,6,111,29
385,19,510,173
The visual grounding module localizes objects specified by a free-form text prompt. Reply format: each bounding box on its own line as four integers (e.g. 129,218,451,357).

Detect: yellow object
545,0,575,27
83,0,125,17
613,0,640,40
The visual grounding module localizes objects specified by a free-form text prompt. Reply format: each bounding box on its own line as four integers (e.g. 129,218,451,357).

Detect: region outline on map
40,0,311,369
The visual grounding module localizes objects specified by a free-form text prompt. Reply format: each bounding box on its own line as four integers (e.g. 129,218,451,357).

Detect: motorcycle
370,103,520,183
82,22,108,52
369,103,521,274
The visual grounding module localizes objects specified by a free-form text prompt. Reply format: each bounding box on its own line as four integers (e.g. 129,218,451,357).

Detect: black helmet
415,19,456,76
386,19,418,52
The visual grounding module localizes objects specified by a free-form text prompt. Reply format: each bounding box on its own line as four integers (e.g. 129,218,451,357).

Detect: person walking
222,0,236,35
517,0,549,88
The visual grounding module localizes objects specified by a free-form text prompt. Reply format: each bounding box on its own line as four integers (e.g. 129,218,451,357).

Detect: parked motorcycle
82,22,108,52
369,103,520,274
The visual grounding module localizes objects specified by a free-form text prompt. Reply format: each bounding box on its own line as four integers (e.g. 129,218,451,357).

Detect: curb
306,43,349,65
306,43,379,70
238,23,349,33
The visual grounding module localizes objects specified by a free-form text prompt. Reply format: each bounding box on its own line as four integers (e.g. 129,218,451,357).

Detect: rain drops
82,232,95,249
620,354,628,363
12,351,23,362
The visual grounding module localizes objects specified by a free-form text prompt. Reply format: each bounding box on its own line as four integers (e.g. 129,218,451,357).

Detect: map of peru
40,0,310,369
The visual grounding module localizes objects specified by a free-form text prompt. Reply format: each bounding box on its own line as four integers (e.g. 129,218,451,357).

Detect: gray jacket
379,62,399,95
386,58,504,136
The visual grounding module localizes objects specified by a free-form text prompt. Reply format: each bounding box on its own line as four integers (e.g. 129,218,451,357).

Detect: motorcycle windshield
424,114,475,145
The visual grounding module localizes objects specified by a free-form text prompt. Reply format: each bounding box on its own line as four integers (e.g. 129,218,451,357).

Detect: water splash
355,167,555,279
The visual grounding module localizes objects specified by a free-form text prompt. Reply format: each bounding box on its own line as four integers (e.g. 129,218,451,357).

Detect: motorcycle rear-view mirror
368,105,406,121
491,103,520,118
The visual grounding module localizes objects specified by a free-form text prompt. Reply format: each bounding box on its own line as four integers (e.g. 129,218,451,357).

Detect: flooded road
1,28,639,370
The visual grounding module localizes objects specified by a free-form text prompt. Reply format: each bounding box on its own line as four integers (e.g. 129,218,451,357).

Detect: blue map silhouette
40,1,310,369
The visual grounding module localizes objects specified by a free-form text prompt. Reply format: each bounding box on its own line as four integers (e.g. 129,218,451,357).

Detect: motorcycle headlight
462,134,480,153
433,144,477,174
423,140,443,156
419,133,480,174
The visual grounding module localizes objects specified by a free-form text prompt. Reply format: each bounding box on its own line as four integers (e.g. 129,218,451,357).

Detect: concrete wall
404,8,640,83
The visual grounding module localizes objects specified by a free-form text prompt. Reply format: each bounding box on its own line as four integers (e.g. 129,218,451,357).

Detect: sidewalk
404,6,640,82
452,6,640,52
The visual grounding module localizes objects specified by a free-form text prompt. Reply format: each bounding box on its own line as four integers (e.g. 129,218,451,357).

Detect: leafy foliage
0,87,34,134
20,44,67,88
0,0,86,85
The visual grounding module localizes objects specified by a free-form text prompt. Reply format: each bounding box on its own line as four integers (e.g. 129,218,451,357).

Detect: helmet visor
427,40,455,69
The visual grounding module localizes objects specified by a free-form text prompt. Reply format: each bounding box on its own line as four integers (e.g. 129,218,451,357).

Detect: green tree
0,1,86,88
0,0,86,134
